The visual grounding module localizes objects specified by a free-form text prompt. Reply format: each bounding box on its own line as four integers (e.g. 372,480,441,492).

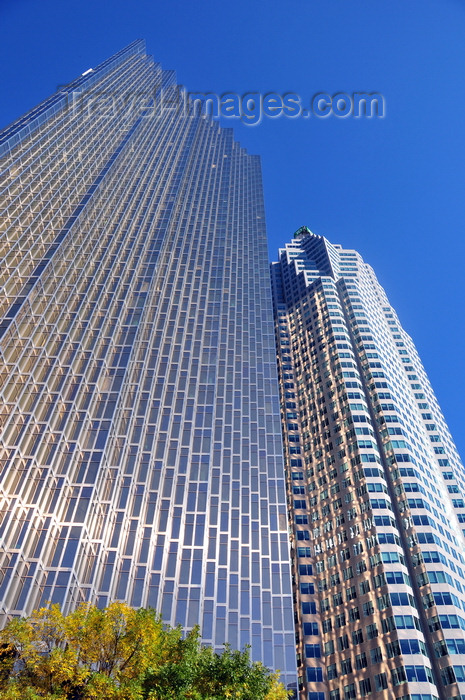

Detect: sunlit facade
0,40,297,691
272,227,465,700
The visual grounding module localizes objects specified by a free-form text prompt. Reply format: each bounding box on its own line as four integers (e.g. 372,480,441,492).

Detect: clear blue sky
2,0,465,457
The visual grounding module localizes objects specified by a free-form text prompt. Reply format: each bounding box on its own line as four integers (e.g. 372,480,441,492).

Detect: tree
142,633,290,700
0,603,290,699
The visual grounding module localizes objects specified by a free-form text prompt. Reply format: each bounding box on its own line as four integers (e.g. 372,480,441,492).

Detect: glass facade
0,40,297,692
272,228,465,699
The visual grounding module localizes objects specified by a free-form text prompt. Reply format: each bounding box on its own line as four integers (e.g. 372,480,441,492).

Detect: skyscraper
272,228,465,699
0,40,297,690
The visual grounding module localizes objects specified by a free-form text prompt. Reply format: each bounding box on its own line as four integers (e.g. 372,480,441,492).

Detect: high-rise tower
272,228,465,700
0,41,297,690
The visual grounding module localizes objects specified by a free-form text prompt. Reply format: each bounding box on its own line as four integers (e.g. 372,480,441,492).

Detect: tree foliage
0,603,290,699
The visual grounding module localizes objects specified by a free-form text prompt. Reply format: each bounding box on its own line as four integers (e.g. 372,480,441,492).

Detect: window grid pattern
0,42,297,693
271,230,465,699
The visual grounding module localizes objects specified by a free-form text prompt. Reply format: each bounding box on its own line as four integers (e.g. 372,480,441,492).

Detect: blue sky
2,0,465,456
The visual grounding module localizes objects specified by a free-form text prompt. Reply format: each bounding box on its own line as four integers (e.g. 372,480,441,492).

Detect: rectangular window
391,665,407,686
375,673,388,691
306,667,323,682
343,683,356,700
341,658,352,675
305,644,321,658
386,640,401,658
346,585,357,601
327,663,338,680
363,601,374,616
324,640,334,655
302,601,317,615
359,678,371,696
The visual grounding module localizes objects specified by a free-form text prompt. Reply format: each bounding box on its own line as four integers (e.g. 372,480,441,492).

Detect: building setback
0,40,297,692
271,227,465,699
